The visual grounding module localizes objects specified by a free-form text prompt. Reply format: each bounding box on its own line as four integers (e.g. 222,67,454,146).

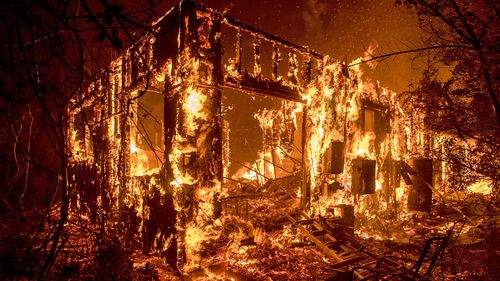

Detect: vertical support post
272,43,279,81
172,1,224,271
302,55,312,86
301,106,310,208
118,90,130,211
211,13,224,194
235,29,242,75
253,36,261,76
174,0,197,269
288,50,298,85
162,80,180,272
270,127,278,178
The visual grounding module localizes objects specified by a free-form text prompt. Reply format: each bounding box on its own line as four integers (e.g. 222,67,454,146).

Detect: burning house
63,0,497,280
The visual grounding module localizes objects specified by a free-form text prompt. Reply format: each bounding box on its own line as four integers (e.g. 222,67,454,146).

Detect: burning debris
21,0,495,280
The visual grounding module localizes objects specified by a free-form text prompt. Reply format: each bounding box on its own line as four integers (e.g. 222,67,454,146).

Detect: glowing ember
467,180,492,195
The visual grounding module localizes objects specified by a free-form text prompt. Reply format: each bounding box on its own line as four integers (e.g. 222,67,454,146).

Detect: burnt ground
161,182,499,281
0,184,498,280
168,185,500,281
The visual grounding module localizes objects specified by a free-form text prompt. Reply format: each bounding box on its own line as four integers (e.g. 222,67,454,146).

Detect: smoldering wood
272,43,279,81
301,106,310,208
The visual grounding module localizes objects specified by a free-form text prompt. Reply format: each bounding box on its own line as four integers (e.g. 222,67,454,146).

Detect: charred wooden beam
272,43,279,81
301,106,310,208
288,50,298,85
222,78,302,102
302,55,313,85
235,29,242,75
253,36,262,77
287,214,344,263
118,90,130,209
351,158,376,194
221,15,322,59
288,212,368,268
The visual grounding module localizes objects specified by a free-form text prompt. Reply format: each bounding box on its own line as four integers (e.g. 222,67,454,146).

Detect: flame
169,138,197,188
168,51,221,271
296,52,422,240
362,42,379,69
64,20,474,273
130,141,149,176
239,168,258,182
69,130,84,161
183,85,208,135
352,132,375,158
467,180,492,195
185,223,209,267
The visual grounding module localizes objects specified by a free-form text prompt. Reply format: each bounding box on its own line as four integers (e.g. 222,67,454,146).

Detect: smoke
302,0,329,37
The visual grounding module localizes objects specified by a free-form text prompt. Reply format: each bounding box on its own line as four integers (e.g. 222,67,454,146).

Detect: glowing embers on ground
186,184,336,280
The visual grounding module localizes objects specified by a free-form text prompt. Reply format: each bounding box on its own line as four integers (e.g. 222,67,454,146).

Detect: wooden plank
332,255,367,268
325,241,340,248
311,229,328,236
300,211,339,244
221,82,302,102
296,218,315,225
287,214,343,263
292,212,369,268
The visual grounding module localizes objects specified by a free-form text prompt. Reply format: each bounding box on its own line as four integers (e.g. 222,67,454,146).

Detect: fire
69,130,84,161
352,132,375,158
62,3,489,278
239,168,258,182
293,52,423,240
467,180,492,195
130,141,154,177
183,85,208,135
184,223,210,269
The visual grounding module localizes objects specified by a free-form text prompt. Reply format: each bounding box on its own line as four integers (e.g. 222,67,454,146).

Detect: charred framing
65,0,473,275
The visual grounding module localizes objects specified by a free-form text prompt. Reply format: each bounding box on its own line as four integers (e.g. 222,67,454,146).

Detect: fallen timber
287,211,369,268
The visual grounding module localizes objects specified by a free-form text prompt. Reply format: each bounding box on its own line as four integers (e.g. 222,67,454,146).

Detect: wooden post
253,36,261,76
235,29,242,75
272,43,279,81
301,106,310,208
351,159,376,194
